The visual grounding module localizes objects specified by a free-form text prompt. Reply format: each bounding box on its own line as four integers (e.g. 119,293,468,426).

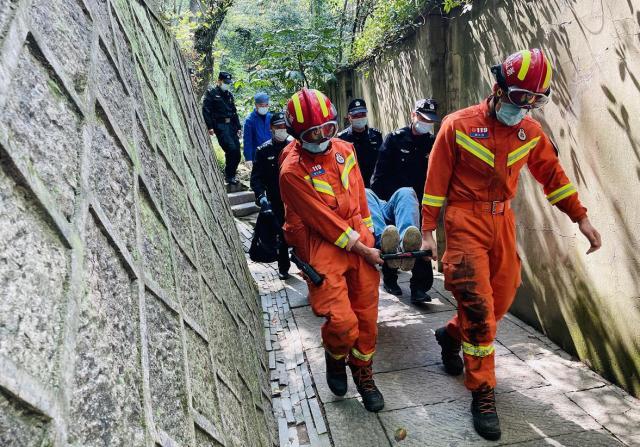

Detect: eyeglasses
300,121,338,144
506,87,550,109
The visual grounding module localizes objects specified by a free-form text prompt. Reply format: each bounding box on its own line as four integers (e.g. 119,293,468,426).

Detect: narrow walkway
236,220,640,447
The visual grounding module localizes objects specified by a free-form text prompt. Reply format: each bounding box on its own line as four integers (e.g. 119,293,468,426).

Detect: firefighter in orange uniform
420,49,602,440
279,89,385,412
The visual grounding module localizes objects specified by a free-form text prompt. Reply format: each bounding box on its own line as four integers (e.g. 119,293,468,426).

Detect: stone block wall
0,0,273,446
330,0,640,397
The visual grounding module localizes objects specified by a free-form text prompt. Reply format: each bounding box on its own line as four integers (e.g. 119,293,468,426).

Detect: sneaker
434,327,463,375
349,361,385,412
380,225,401,269
325,351,348,396
400,226,421,271
278,272,290,280
383,278,403,296
471,388,501,441
410,287,432,304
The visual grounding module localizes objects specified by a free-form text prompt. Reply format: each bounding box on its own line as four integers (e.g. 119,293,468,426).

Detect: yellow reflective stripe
351,347,375,362
455,130,495,167
507,136,540,166
304,175,335,197
362,216,373,228
324,345,346,360
462,341,495,357
542,58,552,90
341,152,356,189
517,50,532,81
334,227,355,249
291,93,304,123
314,90,329,118
547,183,577,205
422,193,446,207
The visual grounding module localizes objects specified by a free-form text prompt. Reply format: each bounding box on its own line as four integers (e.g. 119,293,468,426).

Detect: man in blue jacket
243,92,272,168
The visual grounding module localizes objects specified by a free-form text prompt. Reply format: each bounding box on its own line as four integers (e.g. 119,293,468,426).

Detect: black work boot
471,388,501,441
410,287,432,304
349,361,385,412
383,277,402,296
434,327,463,376
325,352,348,396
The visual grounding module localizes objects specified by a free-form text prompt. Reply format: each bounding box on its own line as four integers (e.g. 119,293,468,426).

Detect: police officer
250,112,292,279
370,98,439,303
202,71,242,185
336,98,382,188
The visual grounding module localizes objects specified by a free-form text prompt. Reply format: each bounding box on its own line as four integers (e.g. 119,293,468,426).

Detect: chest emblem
518,128,527,141
470,127,489,139
267,156,275,160
400,148,410,154
335,153,345,164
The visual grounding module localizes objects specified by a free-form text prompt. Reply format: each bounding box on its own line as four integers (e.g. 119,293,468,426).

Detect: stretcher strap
456,130,495,167
351,347,375,362
422,193,446,207
507,136,540,166
462,341,495,357
546,183,577,205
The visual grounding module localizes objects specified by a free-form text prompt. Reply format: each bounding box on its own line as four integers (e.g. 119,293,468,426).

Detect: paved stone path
236,220,640,447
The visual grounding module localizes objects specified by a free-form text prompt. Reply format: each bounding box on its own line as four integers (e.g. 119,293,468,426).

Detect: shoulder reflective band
507,136,540,166
304,175,335,197
340,152,357,189
517,49,532,81
456,130,495,167
351,347,375,362
362,216,373,228
291,93,304,123
462,341,495,357
422,193,446,207
334,227,356,249
546,183,577,205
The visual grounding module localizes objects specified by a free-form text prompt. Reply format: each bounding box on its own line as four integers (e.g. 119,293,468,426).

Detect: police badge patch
518,128,527,141
335,153,345,164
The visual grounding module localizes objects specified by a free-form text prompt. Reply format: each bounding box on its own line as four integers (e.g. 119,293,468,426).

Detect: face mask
351,117,368,129
414,121,435,135
302,140,330,154
219,83,230,92
257,107,269,115
496,101,527,126
273,129,288,141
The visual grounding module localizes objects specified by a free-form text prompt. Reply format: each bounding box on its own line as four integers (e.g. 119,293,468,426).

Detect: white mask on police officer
414,121,435,135
220,83,230,92
273,129,288,142
351,117,368,130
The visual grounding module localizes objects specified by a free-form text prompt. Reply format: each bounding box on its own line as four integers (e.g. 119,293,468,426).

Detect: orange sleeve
421,116,456,232
526,132,587,222
280,170,361,250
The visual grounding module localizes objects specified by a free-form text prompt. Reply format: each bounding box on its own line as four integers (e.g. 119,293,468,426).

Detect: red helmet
285,88,338,143
491,49,553,109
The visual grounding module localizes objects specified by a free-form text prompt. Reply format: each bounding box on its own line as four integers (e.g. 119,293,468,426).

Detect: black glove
259,196,272,214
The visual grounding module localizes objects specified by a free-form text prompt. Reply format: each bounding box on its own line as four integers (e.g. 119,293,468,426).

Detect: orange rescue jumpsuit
280,138,380,364
422,100,587,391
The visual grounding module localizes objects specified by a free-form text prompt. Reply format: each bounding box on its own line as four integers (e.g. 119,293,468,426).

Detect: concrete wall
330,0,640,397
0,1,274,446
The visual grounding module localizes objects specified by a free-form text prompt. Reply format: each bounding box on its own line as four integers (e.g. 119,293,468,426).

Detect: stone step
232,202,260,217
228,190,255,206
226,182,245,193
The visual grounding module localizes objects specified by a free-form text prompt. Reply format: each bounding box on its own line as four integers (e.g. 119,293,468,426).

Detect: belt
448,200,511,215
215,117,232,124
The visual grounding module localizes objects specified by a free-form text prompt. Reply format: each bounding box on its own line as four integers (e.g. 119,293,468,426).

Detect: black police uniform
250,137,291,274
336,126,382,188
370,105,438,297
202,75,241,182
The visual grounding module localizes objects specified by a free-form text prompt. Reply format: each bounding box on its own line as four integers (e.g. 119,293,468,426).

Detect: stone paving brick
377,287,454,323
324,399,390,447
513,429,625,446
525,352,607,392
495,318,561,360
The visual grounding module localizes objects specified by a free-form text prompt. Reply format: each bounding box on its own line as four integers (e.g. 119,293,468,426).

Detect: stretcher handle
381,250,433,260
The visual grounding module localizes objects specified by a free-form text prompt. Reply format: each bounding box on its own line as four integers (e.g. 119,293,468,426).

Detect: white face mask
273,129,288,141
414,121,435,135
257,107,269,115
302,140,330,154
220,83,230,92
351,117,368,129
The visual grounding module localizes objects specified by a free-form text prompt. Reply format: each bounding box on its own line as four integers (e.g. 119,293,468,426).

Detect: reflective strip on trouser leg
350,347,375,362
462,341,495,357
324,343,347,360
